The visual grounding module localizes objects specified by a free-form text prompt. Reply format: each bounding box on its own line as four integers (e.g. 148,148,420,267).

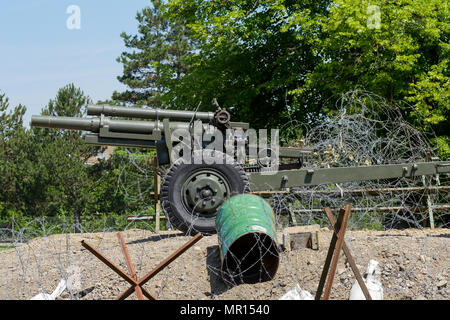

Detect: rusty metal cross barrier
81,232,203,300
315,205,372,300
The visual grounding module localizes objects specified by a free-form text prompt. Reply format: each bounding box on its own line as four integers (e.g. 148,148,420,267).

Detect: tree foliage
0,93,28,215
0,86,156,232
161,0,449,153
113,0,194,107
165,0,331,129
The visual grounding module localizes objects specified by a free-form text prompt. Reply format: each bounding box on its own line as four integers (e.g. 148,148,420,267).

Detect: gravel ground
0,228,448,300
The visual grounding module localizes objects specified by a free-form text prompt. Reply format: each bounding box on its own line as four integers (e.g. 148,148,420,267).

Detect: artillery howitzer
31,105,450,235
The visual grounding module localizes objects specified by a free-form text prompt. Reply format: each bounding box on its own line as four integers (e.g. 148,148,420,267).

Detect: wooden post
427,195,435,230
288,203,297,226
323,207,372,300
315,205,364,300
425,151,435,229
153,155,161,233
322,206,350,300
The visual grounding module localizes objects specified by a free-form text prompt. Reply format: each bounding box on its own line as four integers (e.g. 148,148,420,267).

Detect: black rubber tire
161,150,249,235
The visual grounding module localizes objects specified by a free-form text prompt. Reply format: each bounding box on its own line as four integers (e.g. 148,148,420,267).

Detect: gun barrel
87,105,215,121
31,115,163,133
31,116,101,132
30,115,213,134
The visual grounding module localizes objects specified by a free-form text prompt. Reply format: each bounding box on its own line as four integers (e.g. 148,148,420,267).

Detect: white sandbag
30,279,67,300
349,259,384,300
280,284,314,300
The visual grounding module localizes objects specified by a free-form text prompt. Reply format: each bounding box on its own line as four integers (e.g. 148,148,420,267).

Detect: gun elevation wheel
161,151,249,235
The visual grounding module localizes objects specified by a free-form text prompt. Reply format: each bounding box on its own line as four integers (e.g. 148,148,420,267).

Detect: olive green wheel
161,151,249,235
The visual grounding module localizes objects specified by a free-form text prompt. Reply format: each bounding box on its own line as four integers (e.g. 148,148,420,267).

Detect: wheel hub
182,170,230,214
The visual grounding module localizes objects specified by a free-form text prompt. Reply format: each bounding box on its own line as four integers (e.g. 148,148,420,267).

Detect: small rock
337,267,346,275
436,280,447,289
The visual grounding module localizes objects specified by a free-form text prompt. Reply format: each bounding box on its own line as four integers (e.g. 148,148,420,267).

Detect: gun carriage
31,105,450,235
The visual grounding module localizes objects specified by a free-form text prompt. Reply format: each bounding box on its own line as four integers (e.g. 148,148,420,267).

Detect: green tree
33,84,97,232
296,0,449,135
86,148,155,218
167,0,330,130
113,0,194,107
0,93,29,222
166,0,449,155
1,86,157,233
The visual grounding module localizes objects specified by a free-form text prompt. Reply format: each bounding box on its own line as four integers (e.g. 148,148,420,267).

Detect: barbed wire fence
270,90,449,230
0,91,448,300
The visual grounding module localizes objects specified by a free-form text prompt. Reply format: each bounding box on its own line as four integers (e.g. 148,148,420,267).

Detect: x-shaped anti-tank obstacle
81,232,203,300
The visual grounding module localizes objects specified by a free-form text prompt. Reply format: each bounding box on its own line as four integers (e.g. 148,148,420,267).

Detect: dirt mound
0,228,448,300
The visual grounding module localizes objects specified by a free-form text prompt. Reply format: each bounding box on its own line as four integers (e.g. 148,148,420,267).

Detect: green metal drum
216,194,280,283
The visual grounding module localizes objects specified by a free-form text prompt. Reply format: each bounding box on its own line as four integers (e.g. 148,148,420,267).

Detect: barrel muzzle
31,116,100,132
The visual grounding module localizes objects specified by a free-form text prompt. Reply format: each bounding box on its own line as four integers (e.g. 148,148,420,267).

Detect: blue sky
0,0,152,126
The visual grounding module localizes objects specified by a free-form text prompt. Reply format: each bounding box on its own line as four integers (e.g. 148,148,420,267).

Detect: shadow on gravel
376,234,425,237
376,233,450,238
127,232,186,245
206,245,233,296
77,286,95,299
429,233,450,239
